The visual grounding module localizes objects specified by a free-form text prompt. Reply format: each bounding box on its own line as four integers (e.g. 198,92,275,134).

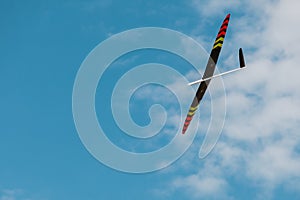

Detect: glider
182,14,246,134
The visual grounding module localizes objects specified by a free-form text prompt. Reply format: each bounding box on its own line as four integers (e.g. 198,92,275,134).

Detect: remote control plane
182,14,246,134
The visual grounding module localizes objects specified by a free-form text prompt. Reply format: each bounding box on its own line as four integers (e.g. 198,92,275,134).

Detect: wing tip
226,13,231,19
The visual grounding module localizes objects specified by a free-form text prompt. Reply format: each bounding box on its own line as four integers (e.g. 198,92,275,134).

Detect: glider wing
182,14,231,134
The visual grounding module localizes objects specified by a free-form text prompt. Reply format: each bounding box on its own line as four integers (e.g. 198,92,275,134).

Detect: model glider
182,14,246,134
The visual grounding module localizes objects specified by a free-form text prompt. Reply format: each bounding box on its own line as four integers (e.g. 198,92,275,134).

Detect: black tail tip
239,48,246,68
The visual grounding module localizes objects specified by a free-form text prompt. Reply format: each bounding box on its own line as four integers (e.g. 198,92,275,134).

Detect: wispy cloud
172,156,230,199
163,0,300,199
0,189,34,200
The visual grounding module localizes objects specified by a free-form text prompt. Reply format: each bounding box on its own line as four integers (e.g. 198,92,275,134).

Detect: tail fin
239,48,246,68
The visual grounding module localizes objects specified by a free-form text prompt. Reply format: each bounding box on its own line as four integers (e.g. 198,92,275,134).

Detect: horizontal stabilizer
188,48,246,86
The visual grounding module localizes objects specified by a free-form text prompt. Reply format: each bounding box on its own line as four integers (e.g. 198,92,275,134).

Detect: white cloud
168,0,300,199
192,0,240,18
172,150,231,199
173,175,228,199
246,138,300,183
0,189,29,200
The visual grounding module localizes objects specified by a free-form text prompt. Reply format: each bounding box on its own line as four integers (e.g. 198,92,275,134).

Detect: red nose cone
226,13,231,19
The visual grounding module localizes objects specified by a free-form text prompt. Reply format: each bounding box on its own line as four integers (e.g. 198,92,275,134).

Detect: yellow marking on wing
189,106,199,111
188,110,197,116
213,43,223,49
214,37,224,45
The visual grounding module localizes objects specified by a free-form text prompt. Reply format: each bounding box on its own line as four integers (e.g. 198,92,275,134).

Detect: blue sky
1,0,300,199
